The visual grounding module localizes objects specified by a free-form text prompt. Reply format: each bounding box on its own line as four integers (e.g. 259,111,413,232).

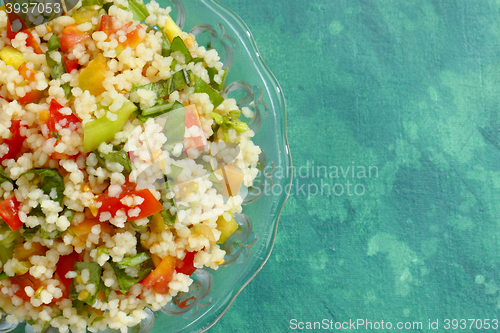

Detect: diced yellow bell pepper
163,16,194,47
150,212,167,234
72,8,98,25
192,223,215,244
215,165,245,198
0,46,25,70
13,242,48,261
78,53,109,96
216,214,238,244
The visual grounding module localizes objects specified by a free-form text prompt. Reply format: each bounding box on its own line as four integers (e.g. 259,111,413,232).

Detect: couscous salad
0,1,261,332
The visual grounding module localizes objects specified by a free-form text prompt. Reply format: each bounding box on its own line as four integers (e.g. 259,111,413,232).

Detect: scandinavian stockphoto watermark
261,161,379,198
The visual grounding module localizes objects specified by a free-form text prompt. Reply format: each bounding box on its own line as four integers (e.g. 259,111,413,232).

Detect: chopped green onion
231,121,250,132
138,100,184,122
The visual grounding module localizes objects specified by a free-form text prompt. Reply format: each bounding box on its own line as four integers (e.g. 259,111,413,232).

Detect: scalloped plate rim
188,0,293,332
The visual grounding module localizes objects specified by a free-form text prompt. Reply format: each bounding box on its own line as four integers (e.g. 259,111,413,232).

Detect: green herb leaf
116,252,151,269
161,209,176,226
110,257,153,294
0,272,8,280
47,34,61,52
46,52,66,80
62,208,75,223
22,225,40,240
161,32,171,57
97,278,110,302
102,2,112,12
170,36,191,63
62,83,72,99
0,166,13,184
0,233,15,267
127,0,149,22
193,75,224,109
22,169,65,204
69,262,102,306
29,205,44,217
40,228,63,240
0,222,21,247
170,59,177,71
94,148,133,174
207,67,228,92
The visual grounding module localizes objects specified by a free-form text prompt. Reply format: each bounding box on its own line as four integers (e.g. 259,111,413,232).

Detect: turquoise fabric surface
212,0,500,332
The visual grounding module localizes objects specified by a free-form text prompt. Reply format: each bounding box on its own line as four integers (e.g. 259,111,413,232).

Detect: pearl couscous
0,1,261,332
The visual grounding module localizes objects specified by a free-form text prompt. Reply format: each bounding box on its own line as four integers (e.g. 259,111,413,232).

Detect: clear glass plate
0,0,291,332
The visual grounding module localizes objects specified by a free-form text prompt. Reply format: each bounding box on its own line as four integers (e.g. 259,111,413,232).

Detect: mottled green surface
212,0,500,332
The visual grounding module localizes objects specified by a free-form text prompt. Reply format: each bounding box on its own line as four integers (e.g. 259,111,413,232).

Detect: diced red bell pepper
99,16,145,50
10,274,64,302
18,62,35,81
0,120,25,164
17,63,45,105
118,23,145,49
55,251,81,291
6,16,43,55
95,181,163,221
47,99,81,134
175,251,197,276
184,105,207,153
98,14,120,36
0,197,23,231
59,25,91,52
10,274,36,301
19,90,44,105
141,255,176,294
63,56,79,73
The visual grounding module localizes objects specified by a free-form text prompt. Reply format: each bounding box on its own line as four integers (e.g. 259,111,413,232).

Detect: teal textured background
212,0,500,332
